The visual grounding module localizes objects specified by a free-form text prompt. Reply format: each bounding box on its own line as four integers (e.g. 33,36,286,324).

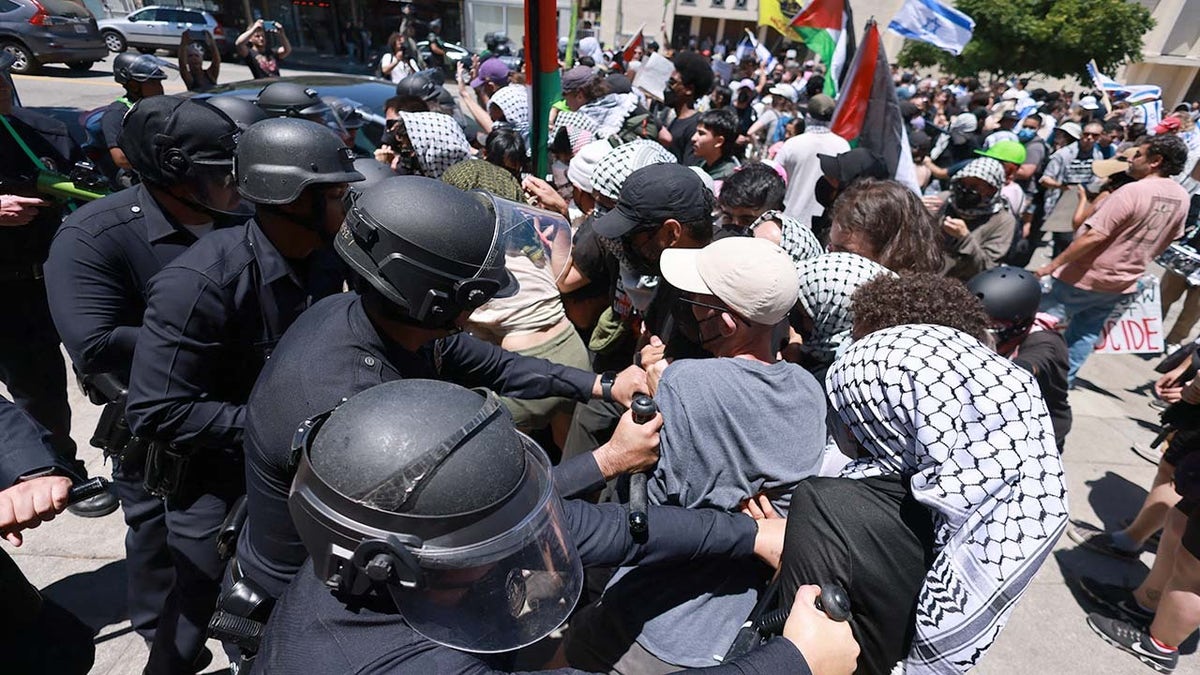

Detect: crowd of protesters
2,22,1200,675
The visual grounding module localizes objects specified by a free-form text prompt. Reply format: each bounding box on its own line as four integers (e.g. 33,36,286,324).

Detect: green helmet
975,140,1027,166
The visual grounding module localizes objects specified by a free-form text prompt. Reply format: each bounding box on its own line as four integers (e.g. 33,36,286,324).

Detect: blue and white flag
1087,59,1162,105
735,36,754,63
887,0,974,56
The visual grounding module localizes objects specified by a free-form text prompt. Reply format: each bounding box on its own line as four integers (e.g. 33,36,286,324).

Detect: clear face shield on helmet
322,96,365,146
497,200,573,286
288,393,584,654
184,160,248,215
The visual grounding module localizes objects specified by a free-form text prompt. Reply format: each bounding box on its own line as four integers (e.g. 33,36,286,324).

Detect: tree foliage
896,0,1154,82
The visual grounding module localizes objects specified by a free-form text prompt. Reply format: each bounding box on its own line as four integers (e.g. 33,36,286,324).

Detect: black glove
1161,400,1200,431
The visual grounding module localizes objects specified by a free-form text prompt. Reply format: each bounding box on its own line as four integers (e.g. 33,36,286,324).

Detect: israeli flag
887,0,975,56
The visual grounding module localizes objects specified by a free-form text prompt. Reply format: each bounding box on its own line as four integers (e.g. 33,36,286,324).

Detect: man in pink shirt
1036,133,1190,384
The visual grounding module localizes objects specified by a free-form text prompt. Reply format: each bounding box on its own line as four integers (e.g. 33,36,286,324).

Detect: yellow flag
758,0,803,39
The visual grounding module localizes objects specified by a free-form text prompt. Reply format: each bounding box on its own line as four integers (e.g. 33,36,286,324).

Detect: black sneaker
1068,521,1142,561
67,490,119,518
1087,613,1177,673
1076,576,1155,626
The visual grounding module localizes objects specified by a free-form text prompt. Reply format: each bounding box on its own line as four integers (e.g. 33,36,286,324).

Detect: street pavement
6,64,1200,673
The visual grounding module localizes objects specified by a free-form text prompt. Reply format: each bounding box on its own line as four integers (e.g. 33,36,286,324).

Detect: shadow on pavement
22,65,113,79
1073,377,1123,401
41,558,129,635
1081,471,1150,531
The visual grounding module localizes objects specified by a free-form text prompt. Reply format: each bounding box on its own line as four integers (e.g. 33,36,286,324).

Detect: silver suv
98,6,227,55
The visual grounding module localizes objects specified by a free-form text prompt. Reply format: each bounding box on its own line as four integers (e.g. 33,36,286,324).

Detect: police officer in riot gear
253,81,330,119
126,116,362,674
203,95,269,131
44,96,246,669
0,51,114,517
226,177,650,654
257,379,859,674
102,53,168,179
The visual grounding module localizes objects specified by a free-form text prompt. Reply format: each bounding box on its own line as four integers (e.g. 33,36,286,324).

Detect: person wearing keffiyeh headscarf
938,157,1019,281
393,111,471,179
792,252,896,379
776,323,1068,675
487,84,530,143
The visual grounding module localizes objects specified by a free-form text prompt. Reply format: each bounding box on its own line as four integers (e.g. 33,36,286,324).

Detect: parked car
0,0,107,74
98,6,228,56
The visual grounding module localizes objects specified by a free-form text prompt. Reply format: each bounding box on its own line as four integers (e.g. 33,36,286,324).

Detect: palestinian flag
622,24,645,66
830,20,920,192
789,0,854,97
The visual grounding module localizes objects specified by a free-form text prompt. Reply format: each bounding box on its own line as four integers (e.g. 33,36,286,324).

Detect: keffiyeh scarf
590,139,677,201
795,252,895,364
751,210,822,269
579,92,641,140
398,112,471,179
488,85,531,141
827,324,1068,674
551,110,599,154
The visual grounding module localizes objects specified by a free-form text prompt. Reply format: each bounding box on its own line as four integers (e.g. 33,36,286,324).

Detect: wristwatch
600,370,617,403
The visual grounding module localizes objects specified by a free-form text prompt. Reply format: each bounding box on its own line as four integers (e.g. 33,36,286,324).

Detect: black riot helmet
966,265,1042,345
204,95,268,131
234,118,364,204
289,379,583,653
113,52,167,85
395,72,440,102
336,176,524,327
350,157,395,195
254,81,331,118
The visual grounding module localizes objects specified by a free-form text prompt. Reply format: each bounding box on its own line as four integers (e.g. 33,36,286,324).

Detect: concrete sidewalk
8,272,1200,674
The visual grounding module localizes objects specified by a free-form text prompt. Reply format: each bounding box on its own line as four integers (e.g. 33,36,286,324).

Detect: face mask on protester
1017,128,1037,143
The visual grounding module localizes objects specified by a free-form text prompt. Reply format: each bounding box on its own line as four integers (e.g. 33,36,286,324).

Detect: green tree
896,0,1153,82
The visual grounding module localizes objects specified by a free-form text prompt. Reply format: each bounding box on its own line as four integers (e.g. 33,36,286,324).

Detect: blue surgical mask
1017,128,1037,143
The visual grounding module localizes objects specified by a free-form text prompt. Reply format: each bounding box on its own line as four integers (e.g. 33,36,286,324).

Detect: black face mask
620,236,660,276
814,177,838,208
951,182,984,210
663,88,680,109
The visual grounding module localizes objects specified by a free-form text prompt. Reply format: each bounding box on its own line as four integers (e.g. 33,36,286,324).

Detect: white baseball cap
769,83,798,103
1079,95,1100,110
660,237,800,326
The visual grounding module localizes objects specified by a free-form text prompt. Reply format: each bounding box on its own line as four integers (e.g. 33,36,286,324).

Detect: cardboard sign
633,53,674,103
1093,275,1164,354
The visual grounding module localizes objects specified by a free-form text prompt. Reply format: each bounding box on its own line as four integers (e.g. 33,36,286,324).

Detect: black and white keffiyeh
397,112,471,179
827,324,1068,674
795,252,895,363
488,85,531,140
590,139,677,201
551,110,599,153
751,210,822,268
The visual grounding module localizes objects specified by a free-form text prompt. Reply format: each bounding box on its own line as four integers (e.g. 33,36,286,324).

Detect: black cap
818,148,889,184
594,164,711,239
1000,109,1021,122
120,96,240,184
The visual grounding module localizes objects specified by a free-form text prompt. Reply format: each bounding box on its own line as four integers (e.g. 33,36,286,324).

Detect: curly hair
828,178,943,274
850,273,991,344
672,51,714,98
1137,133,1189,177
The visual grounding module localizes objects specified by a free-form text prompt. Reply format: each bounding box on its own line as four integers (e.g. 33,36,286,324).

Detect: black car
0,0,107,74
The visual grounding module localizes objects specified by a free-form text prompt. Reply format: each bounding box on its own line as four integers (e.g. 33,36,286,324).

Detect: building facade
1121,0,1200,106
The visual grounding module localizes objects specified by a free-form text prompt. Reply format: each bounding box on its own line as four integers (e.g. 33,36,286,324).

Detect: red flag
830,21,879,141
622,25,645,65
829,20,920,191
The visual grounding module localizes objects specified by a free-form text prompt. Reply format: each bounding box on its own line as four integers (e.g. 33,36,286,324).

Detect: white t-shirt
775,126,851,227
380,53,413,84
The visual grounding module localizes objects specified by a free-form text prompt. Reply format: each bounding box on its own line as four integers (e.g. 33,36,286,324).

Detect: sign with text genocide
1093,275,1163,354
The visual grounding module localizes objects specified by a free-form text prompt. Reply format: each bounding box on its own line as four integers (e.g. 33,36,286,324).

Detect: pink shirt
1055,176,1188,293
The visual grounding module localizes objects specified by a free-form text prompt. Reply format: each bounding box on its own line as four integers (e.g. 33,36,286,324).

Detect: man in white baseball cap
567,235,828,673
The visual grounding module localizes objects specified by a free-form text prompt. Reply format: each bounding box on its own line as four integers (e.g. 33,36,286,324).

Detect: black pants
0,280,78,472
145,450,244,675
111,456,174,643
777,476,936,675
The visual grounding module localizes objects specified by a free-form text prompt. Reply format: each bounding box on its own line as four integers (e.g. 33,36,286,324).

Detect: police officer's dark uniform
44,96,246,655
228,178,634,641
255,380,812,674
125,118,363,673
0,56,88,486
98,53,167,189
0,397,95,675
